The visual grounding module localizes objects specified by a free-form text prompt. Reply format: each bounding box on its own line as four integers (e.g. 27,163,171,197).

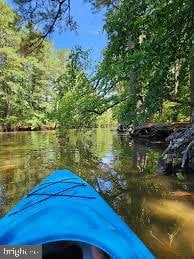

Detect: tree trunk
130,70,136,96
190,56,194,122
190,0,194,122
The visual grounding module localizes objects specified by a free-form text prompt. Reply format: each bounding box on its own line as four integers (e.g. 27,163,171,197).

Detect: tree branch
167,97,192,106
22,0,72,54
86,95,129,115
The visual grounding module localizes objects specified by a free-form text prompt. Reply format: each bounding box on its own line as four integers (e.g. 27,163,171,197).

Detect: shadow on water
0,129,194,257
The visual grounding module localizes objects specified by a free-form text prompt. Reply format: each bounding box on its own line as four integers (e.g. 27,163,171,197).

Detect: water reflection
0,129,194,257
96,178,113,193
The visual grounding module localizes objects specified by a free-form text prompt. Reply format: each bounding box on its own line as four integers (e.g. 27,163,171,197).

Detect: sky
52,0,107,65
5,0,107,66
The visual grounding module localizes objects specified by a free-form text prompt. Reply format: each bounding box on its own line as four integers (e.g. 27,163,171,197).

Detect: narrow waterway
0,129,194,258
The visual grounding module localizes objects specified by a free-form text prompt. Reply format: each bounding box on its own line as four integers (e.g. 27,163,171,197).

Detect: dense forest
0,0,193,171
0,0,101,130
1,0,192,130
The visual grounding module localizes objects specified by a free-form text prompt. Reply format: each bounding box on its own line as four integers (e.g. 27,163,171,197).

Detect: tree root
181,140,194,168
157,124,194,174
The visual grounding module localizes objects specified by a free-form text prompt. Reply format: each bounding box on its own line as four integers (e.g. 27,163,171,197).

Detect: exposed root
182,140,194,168
157,123,194,174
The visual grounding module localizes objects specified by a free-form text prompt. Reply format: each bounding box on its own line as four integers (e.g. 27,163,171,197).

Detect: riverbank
117,122,190,140
0,124,116,132
117,122,192,175
0,124,56,132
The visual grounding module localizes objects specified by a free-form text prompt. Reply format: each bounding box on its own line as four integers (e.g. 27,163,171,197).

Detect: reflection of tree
113,135,166,174
0,129,114,215
0,131,61,215
96,134,192,257
0,185,6,216
132,141,148,172
1,129,194,257
94,167,184,257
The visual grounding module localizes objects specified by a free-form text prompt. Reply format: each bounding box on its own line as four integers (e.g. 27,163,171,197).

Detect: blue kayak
0,169,154,258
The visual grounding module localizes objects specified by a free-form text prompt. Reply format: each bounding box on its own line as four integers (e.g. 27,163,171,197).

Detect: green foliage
1,0,192,130
96,110,117,127
153,101,190,122
56,48,103,128
0,1,70,130
0,1,116,131
87,0,119,9
95,0,192,126
12,0,77,54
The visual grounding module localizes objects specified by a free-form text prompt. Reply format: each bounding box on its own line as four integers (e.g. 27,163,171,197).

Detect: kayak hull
0,169,154,258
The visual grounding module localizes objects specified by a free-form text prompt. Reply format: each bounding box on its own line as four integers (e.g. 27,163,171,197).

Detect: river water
0,128,194,258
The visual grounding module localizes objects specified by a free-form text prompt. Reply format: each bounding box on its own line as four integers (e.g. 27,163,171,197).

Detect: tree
12,0,113,54
13,0,77,54
87,0,119,9
88,0,193,173
56,48,103,128
94,0,192,126
0,1,71,130
0,0,23,129
11,0,120,53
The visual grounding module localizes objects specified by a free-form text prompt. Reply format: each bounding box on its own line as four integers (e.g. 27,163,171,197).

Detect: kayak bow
0,169,154,258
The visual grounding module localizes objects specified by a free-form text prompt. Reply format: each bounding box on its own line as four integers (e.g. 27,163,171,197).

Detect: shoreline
0,125,56,133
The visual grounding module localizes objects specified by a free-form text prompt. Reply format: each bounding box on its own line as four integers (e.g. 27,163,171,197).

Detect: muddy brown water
1,129,194,258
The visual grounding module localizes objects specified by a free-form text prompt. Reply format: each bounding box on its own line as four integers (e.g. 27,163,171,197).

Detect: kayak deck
0,169,155,258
